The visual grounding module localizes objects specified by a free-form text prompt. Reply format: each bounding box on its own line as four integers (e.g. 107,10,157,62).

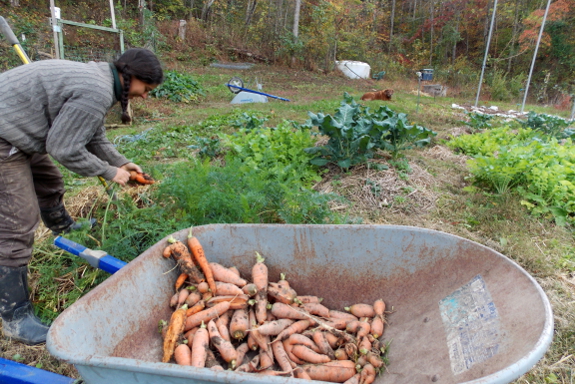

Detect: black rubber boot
0,265,50,345
40,204,75,235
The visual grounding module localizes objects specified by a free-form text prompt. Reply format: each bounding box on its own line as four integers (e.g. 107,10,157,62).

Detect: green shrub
302,93,436,169
149,70,205,103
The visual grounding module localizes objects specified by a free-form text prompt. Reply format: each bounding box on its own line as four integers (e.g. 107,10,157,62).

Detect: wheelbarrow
45,224,553,384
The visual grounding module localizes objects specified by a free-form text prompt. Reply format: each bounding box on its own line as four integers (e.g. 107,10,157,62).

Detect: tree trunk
291,0,301,66
389,0,396,53
201,0,216,21
507,0,521,72
10,0,20,6
245,0,257,26
429,0,434,65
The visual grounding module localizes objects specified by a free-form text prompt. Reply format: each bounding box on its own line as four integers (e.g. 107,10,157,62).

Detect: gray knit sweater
0,60,129,180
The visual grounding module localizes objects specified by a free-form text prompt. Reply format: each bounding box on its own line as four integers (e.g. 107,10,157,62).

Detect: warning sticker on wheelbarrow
439,275,500,375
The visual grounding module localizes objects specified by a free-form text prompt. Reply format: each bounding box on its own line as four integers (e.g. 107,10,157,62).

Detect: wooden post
49,0,60,59
109,0,117,29
178,20,187,40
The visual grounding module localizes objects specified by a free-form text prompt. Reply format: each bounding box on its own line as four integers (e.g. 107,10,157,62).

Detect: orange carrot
246,309,259,351
283,340,305,365
343,373,361,384
165,236,205,284
169,292,179,307
187,227,217,295
190,323,209,367
344,343,358,360
235,354,260,372
292,344,331,364
370,315,384,339
270,302,309,320
358,336,372,355
324,331,341,349
230,308,250,340
273,319,312,342
302,360,357,383
324,317,352,330
359,363,376,384
259,347,275,370
329,310,359,321
267,282,298,304
252,252,268,292
335,348,349,360
297,295,323,304
184,290,202,307
302,302,330,317
129,171,155,184
207,319,238,368
197,281,210,293
177,288,190,307
209,262,248,286
294,367,312,380
285,333,321,353
272,337,295,371
216,311,232,342
256,318,295,336
373,299,385,317
185,300,205,317
184,301,231,331
254,291,268,325
312,330,336,359
214,281,244,296
346,320,371,339
345,304,375,318
162,304,188,363
229,266,241,276
173,344,192,366
248,328,269,352
365,351,384,369
205,294,249,310
235,342,249,367
174,273,188,291
184,327,199,344
242,283,258,297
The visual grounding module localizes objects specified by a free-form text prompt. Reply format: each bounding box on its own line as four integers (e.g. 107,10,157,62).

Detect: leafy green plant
189,136,223,159
157,158,345,224
520,111,574,140
462,112,494,131
149,70,205,103
448,125,575,226
302,93,435,169
224,120,321,186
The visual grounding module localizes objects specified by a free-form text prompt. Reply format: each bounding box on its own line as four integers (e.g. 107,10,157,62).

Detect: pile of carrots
160,227,389,384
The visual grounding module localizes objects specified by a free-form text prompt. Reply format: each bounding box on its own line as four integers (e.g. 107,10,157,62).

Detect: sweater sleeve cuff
101,166,118,181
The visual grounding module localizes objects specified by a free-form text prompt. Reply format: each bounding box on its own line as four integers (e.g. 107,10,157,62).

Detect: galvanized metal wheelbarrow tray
46,224,553,384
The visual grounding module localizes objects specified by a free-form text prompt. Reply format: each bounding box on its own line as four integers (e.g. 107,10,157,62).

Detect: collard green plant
302,93,435,169
520,111,574,140
149,70,205,103
462,112,494,131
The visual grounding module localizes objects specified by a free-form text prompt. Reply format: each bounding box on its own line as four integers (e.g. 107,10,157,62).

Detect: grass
1,63,574,382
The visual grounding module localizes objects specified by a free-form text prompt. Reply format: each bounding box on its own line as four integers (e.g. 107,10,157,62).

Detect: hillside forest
1,0,574,106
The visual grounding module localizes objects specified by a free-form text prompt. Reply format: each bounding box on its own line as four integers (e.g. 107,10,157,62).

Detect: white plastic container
336,60,371,79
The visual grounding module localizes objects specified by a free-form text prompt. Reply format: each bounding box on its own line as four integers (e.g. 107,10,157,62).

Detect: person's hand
112,167,131,186
120,162,143,173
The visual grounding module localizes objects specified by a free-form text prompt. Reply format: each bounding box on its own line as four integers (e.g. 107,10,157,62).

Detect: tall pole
474,0,499,107
109,0,117,29
520,0,552,113
49,0,60,59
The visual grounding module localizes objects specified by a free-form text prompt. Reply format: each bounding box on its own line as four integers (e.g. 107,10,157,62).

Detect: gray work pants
0,138,65,267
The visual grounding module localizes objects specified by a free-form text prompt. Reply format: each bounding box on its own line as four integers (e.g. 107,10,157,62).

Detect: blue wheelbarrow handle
0,357,76,384
225,84,290,102
54,236,127,274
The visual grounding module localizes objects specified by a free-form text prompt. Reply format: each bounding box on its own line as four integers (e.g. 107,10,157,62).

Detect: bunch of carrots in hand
160,227,389,384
